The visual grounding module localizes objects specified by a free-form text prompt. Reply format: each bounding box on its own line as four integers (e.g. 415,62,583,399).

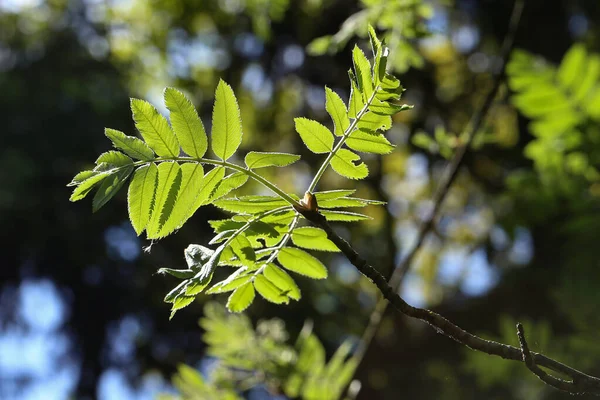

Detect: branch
299,208,600,395
350,0,526,380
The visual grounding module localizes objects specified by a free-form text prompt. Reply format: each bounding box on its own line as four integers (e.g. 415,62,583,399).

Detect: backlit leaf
318,197,384,209
214,196,288,214
206,268,252,294
209,172,249,202
157,163,205,238
263,264,300,300
128,163,158,235
325,87,350,137
69,172,111,201
95,150,133,167
277,248,328,279
320,210,371,222
331,148,369,180
105,128,154,161
226,282,255,313
229,234,256,263
254,275,288,304
294,117,334,154
346,130,395,154
212,80,242,160
193,166,226,208
92,166,133,212
244,151,301,169
348,72,364,119
352,45,373,100
292,227,339,252
169,295,195,320
164,87,208,158
147,162,182,238
130,98,180,157
313,189,356,201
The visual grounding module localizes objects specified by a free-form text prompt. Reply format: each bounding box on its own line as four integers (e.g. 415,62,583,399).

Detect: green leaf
320,210,371,222
226,282,255,313
254,275,289,304
206,268,252,294
229,234,256,263
95,150,133,167
105,128,155,161
128,163,158,235
157,163,205,237
68,170,97,187
130,98,180,157
69,171,112,201
368,25,382,58
157,268,195,279
325,87,350,137
213,196,289,214
318,197,384,209
169,295,195,320
164,87,208,158
92,165,133,212
263,264,300,300
193,166,226,208
348,72,364,119
331,148,369,180
370,98,411,116
346,130,395,154
292,227,339,252
146,162,182,238
244,151,301,169
352,45,373,100
212,80,243,160
209,172,249,202
356,111,392,132
294,117,334,154
313,189,356,201
277,248,328,279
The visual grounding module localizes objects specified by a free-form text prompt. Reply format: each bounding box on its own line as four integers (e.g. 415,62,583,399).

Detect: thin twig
299,208,600,395
351,0,526,377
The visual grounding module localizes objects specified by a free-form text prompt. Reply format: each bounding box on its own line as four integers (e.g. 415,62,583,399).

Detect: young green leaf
208,172,249,202
325,87,350,137
157,163,205,238
294,117,334,154
348,73,364,119
313,189,356,201
213,196,289,214
95,150,133,167
92,166,133,212
128,163,158,235
356,111,392,132
185,244,215,268
352,45,373,99
254,275,289,304
191,243,225,285
69,172,111,201
331,148,369,180
193,166,226,208
277,248,328,279
244,151,301,169
164,87,208,158
68,170,97,187
318,197,385,209
206,268,252,294
212,80,243,160
226,282,255,313
263,264,300,300
346,130,395,154
292,227,339,252
105,128,155,161
130,98,180,157
229,234,256,263
169,295,195,320
320,210,371,222
146,162,182,238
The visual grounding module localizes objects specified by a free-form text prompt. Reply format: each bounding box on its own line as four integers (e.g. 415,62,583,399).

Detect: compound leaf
147,162,182,238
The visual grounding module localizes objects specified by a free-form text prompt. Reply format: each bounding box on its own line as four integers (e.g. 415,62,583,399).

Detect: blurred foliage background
1,0,600,399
